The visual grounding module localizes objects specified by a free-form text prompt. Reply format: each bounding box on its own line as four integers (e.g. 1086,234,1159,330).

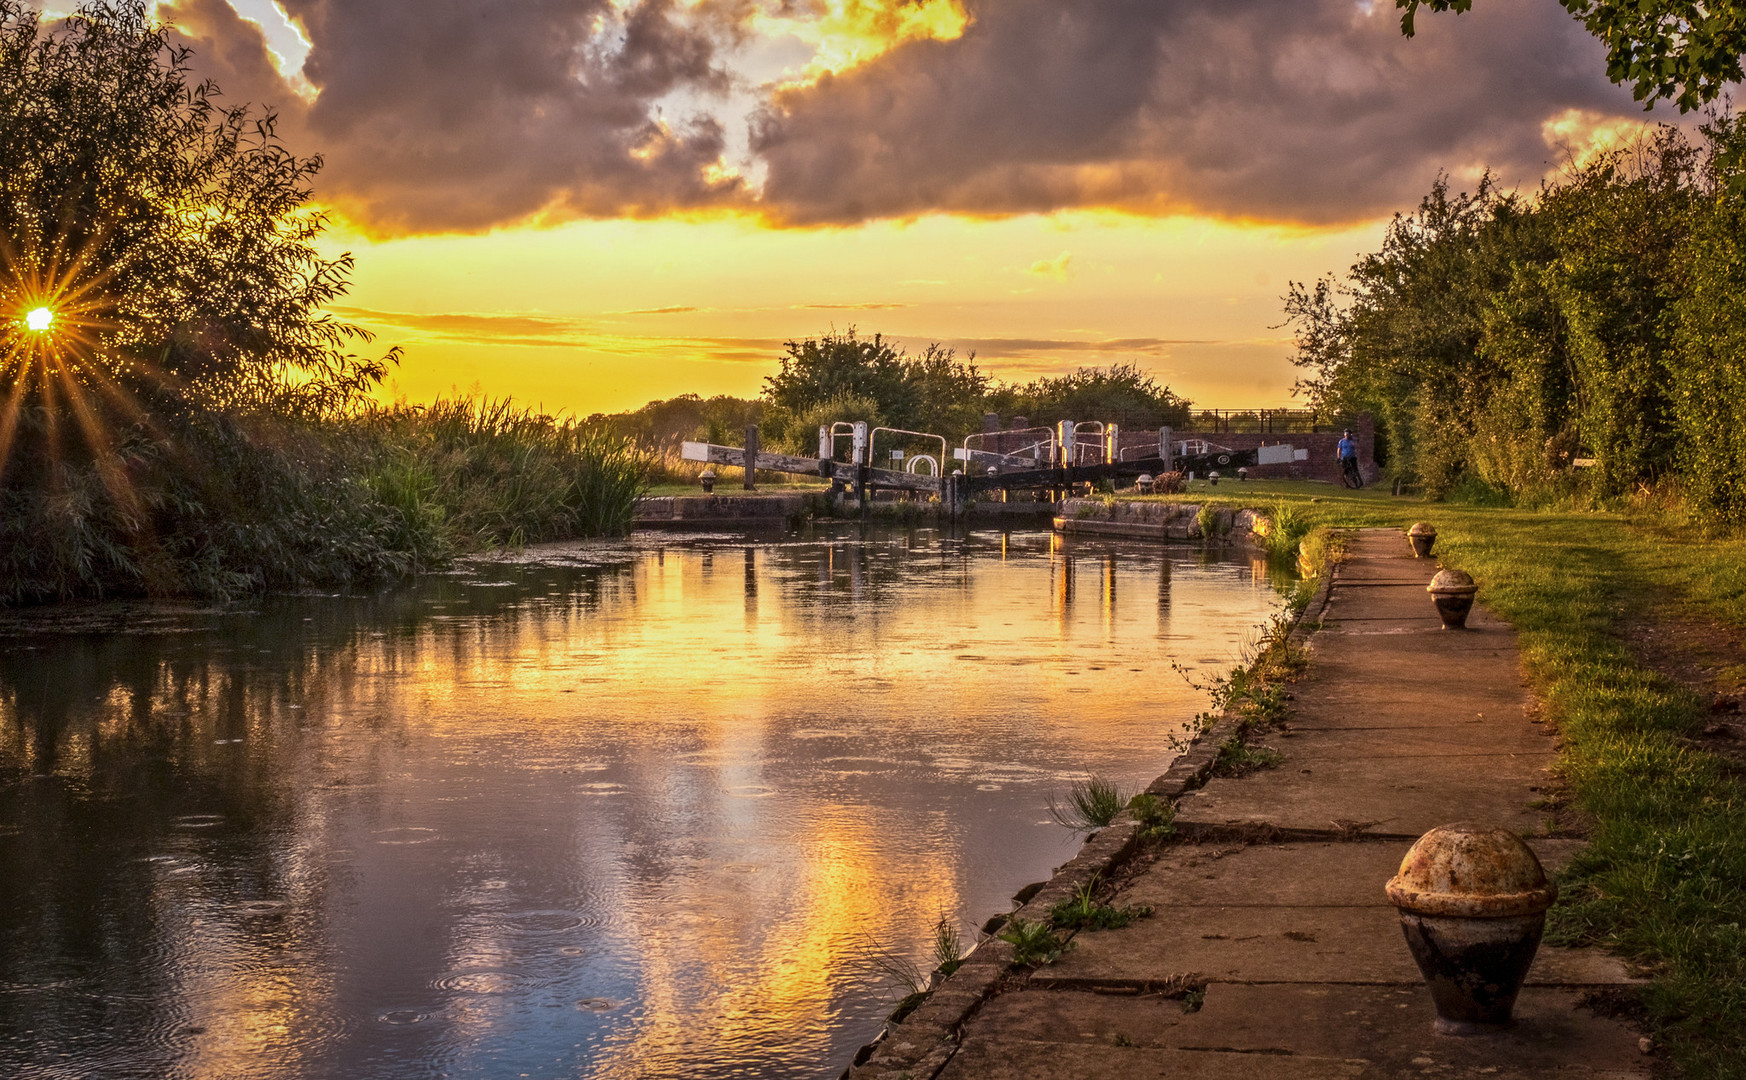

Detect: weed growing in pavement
997,918,1069,966
1212,736,1285,778
1126,793,1176,841
1047,775,1128,832
1048,879,1155,931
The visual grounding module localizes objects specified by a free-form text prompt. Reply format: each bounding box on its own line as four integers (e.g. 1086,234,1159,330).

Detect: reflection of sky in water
0,525,1286,1079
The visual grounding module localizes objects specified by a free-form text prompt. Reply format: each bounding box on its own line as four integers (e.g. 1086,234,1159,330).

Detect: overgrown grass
1136,479,1746,1078
349,397,650,546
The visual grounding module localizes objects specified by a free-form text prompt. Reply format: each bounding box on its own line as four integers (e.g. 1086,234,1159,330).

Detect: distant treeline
1286,120,1746,525
588,331,1195,465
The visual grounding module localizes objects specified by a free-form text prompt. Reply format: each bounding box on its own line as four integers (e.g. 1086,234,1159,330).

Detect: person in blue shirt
1336,429,1362,488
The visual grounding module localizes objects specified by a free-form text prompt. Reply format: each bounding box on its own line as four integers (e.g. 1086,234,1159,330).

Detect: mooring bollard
1208,470,1220,486
699,468,717,495
1427,569,1478,629
1409,521,1438,558
1136,473,1155,495
1386,823,1556,1035
1237,467,1248,481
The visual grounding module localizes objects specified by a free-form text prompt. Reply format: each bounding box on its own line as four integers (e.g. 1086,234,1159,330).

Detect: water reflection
0,525,1289,1079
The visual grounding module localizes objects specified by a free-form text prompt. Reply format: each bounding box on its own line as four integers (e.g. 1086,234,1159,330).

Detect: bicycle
1339,455,1364,489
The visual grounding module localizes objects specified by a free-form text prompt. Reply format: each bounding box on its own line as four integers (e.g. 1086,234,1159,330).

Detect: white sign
681,441,709,462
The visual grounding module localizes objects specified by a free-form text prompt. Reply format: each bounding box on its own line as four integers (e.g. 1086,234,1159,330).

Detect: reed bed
0,396,650,605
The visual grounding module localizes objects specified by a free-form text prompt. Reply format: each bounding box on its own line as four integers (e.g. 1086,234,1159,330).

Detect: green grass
1048,879,1155,931
1047,775,1129,832
1131,480,1746,1078
643,477,831,497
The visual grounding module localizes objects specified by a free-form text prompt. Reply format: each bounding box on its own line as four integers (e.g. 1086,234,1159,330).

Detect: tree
0,0,393,436
1008,363,1191,432
901,343,989,438
759,329,989,445
762,328,915,428
1396,1,1746,111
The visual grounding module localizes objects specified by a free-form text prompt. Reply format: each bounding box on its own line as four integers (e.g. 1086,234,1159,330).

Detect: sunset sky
149,0,1662,417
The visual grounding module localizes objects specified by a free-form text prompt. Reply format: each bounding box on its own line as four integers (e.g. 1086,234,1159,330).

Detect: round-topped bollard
1428,569,1477,629
1208,470,1221,486
1136,473,1155,495
1409,521,1438,558
699,468,717,494
1386,823,1557,1034
1237,467,1249,482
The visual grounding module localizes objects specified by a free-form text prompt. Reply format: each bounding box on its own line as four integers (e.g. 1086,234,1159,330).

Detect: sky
142,0,1662,416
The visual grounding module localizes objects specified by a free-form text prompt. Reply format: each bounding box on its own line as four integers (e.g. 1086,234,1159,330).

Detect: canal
0,524,1289,1079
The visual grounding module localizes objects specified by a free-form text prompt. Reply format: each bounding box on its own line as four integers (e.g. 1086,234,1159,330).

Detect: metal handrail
870,427,948,476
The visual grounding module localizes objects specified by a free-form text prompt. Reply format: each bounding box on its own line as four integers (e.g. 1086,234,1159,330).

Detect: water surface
0,524,1286,1079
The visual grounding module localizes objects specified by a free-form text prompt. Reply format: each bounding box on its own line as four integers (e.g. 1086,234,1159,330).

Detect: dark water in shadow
0,523,1288,1079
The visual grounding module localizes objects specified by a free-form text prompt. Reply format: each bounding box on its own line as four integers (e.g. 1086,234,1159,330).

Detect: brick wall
1114,413,1378,485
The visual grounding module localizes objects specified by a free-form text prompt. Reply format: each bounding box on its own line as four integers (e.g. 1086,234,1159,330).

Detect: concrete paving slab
1038,903,1635,987
1286,697,1539,730
963,985,1649,1077
1174,753,1552,838
1179,984,1650,1075
963,989,1192,1048
1106,841,1584,909
1319,610,1517,637
1268,722,1556,760
936,1040,1368,1080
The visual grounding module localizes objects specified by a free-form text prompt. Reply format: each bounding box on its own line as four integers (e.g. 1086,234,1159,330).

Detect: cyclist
1336,429,1363,488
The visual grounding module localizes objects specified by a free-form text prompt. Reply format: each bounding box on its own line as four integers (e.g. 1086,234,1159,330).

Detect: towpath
855,527,1649,1079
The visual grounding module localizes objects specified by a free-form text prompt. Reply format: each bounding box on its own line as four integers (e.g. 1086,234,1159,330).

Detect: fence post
744,425,759,490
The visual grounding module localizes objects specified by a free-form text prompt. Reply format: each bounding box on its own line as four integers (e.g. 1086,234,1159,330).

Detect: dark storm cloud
168,0,752,233
168,0,1647,234
750,0,1642,225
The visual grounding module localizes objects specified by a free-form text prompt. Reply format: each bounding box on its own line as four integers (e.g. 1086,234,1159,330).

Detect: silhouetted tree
0,0,394,423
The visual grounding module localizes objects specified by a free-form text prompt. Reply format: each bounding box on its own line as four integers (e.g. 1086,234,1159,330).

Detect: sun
25,306,54,332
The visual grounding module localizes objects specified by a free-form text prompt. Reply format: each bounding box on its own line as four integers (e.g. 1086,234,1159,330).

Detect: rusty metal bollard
700,468,717,494
1427,569,1477,629
1409,521,1438,558
1387,823,1557,1034
1136,473,1155,495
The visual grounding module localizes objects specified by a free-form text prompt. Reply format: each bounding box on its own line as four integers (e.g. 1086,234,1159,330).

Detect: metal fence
1185,409,1353,435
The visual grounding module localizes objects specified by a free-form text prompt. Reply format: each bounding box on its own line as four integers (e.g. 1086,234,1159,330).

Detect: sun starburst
0,222,159,511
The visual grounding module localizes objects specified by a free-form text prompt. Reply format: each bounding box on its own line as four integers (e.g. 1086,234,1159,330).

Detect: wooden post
743,425,759,490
